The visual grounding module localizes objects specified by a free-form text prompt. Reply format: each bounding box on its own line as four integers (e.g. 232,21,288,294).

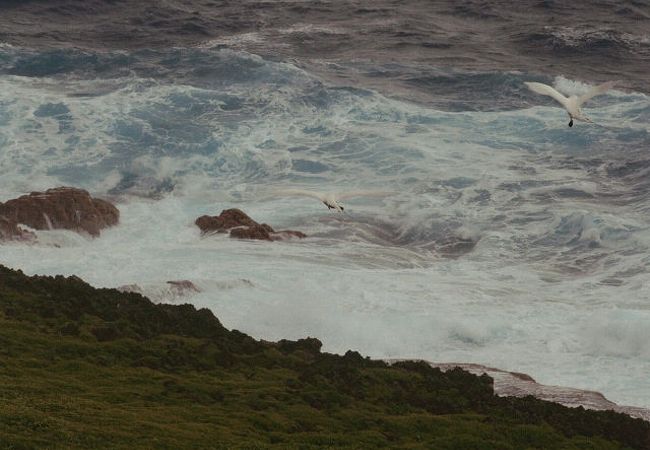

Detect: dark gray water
1,0,649,100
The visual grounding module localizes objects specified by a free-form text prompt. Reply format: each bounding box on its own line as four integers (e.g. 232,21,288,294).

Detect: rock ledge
195,208,306,241
0,187,119,238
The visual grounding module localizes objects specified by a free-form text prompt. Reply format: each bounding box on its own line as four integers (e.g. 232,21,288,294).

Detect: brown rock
166,280,201,293
230,225,307,241
229,224,273,241
0,216,36,242
196,208,306,241
270,230,307,240
0,187,119,237
195,208,258,234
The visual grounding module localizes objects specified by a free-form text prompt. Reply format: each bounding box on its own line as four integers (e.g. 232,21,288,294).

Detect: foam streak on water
1,46,649,408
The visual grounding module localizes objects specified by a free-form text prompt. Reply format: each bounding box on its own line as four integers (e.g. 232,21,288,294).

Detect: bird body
524,81,616,127
320,193,344,212
274,189,389,212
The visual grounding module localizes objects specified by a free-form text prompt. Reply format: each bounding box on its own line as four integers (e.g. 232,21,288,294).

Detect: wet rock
196,208,306,241
195,209,259,234
0,187,119,237
117,280,202,303
270,230,308,240
0,216,36,242
229,223,273,241
166,280,201,293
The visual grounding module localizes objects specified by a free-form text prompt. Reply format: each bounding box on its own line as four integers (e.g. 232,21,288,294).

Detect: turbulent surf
1,0,649,409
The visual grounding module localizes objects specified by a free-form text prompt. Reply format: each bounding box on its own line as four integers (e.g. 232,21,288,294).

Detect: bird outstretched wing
274,189,326,202
336,190,392,201
524,82,570,108
577,81,616,106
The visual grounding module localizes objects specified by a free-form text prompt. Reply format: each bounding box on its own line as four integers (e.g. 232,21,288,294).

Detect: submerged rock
118,280,202,303
269,229,307,240
195,208,306,241
166,280,201,294
0,187,119,237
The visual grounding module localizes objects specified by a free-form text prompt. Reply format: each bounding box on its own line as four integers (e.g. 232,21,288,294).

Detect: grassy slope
0,265,648,449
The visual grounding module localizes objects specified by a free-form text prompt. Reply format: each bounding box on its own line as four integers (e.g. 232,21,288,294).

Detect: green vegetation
0,264,648,449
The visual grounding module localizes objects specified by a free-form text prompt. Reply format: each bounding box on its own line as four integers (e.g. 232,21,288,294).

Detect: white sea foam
1,49,650,407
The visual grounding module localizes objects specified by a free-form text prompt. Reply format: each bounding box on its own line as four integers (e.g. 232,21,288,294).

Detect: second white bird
275,189,390,212
525,80,616,127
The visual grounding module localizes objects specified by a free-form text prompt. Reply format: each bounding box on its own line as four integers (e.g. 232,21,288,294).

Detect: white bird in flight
524,80,616,127
275,189,390,212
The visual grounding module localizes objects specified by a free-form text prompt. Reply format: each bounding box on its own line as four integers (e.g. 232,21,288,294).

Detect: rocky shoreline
1,186,648,425
0,264,648,448
444,363,650,423
389,360,650,423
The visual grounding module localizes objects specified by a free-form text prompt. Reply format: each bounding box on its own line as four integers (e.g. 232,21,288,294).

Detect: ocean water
1,9,650,409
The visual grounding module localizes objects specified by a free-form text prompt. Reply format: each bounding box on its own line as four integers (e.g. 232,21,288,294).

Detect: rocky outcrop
166,280,201,294
0,216,36,242
229,223,274,240
0,187,119,237
387,360,650,422
195,208,259,233
117,280,202,303
195,208,306,241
